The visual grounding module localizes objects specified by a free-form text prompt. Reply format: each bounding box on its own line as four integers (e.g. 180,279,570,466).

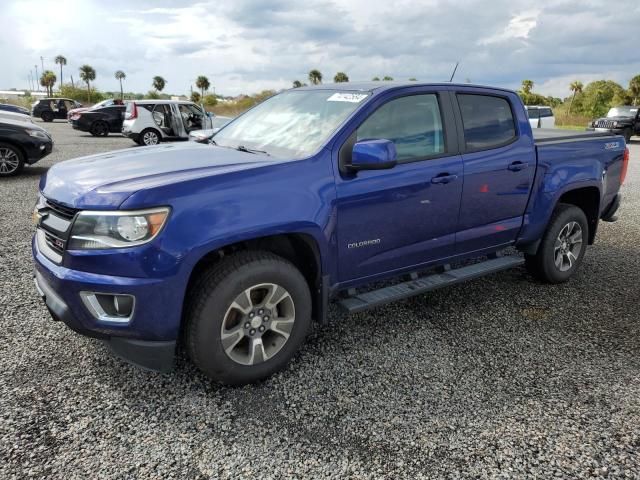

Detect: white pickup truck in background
526,106,555,128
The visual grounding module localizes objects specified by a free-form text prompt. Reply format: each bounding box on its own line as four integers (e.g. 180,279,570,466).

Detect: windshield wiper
235,145,270,156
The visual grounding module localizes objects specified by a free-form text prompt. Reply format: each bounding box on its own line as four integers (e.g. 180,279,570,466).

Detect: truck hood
40,142,274,209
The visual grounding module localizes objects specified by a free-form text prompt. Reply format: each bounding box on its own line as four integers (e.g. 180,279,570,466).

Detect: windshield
607,107,637,118
213,90,370,158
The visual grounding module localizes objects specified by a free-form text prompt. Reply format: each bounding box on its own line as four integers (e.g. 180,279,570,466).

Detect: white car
0,110,33,124
122,100,214,146
526,106,555,128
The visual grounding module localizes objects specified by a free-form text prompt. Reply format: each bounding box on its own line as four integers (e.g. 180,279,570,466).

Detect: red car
67,99,124,121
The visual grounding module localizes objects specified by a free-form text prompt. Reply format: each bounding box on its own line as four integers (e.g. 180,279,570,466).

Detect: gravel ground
1,121,639,479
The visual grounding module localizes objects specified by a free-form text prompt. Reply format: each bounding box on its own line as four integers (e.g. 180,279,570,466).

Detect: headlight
612,121,618,128
27,129,49,139
32,194,47,226
68,208,170,249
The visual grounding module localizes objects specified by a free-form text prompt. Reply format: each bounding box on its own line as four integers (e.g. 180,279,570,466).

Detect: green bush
203,94,217,107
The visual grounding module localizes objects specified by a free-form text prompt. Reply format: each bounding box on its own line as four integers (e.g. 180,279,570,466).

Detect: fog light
80,292,135,323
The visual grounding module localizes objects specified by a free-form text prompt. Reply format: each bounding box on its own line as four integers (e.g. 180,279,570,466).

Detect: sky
2,0,639,98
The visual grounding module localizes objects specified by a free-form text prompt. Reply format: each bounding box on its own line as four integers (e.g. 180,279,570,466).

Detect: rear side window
458,94,516,150
541,108,553,117
526,107,540,119
357,94,445,162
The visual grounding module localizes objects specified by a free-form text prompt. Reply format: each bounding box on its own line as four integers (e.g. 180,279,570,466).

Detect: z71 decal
604,142,621,150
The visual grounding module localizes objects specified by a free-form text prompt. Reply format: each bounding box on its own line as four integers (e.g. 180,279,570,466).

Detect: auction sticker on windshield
327,93,368,103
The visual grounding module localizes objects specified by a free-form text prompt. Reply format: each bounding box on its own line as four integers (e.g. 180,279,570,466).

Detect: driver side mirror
350,139,397,171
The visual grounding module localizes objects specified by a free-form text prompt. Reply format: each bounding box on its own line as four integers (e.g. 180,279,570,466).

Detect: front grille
45,200,78,221
595,120,616,129
43,230,66,255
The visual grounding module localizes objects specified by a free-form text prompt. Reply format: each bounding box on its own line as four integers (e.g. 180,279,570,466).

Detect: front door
453,92,536,254
335,91,463,283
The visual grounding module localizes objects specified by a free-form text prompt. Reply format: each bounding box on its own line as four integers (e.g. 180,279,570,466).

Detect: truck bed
533,128,617,144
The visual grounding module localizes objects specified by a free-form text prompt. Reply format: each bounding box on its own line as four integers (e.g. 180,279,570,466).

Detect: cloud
1,0,639,98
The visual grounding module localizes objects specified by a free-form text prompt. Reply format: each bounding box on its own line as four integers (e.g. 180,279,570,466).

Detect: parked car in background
0,103,30,115
0,118,52,176
526,106,555,128
33,83,627,385
188,115,232,143
122,100,214,145
588,106,639,142
0,109,34,124
71,105,126,136
32,98,82,122
67,98,124,121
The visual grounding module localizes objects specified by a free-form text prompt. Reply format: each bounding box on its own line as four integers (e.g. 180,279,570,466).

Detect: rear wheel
186,251,311,385
139,128,161,146
90,121,109,137
623,128,632,143
525,204,588,283
0,143,25,176
41,111,54,122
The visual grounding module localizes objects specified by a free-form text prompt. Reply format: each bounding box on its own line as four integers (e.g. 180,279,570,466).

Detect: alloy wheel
0,147,20,174
220,283,296,366
554,221,583,272
143,131,159,145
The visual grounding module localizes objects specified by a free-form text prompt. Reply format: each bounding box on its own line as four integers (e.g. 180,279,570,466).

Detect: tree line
518,76,640,119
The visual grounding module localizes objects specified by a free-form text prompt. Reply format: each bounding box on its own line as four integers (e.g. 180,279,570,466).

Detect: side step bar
338,255,524,313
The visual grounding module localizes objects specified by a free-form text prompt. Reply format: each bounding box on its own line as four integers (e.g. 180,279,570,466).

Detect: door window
178,104,204,131
457,94,516,150
356,94,445,162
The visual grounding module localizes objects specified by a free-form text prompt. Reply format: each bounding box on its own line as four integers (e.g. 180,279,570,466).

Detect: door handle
508,161,528,172
431,173,458,184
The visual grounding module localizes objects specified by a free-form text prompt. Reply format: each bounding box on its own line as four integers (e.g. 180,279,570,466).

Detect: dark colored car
588,106,639,141
68,98,125,121
32,98,82,122
0,103,30,116
71,105,126,136
0,118,53,176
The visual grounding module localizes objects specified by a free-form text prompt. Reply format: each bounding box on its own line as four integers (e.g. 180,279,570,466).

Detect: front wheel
525,204,588,283
90,121,109,137
0,143,25,176
186,251,311,385
41,111,54,122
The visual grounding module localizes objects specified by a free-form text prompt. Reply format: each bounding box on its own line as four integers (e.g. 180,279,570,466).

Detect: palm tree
292,80,303,88
79,65,96,102
521,79,534,94
308,69,322,85
372,76,380,81
569,80,584,113
382,76,394,81
40,71,57,96
152,76,166,92
629,75,640,105
115,71,126,100
54,55,67,88
195,75,210,98
333,72,349,83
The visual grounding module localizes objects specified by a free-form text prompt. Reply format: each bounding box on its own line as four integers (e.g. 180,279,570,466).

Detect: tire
90,121,109,137
186,251,312,385
623,128,632,143
139,128,161,146
0,142,25,176
525,203,588,284
41,111,54,122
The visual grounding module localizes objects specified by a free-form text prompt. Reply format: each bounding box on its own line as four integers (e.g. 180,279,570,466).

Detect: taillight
620,147,629,185
126,102,137,120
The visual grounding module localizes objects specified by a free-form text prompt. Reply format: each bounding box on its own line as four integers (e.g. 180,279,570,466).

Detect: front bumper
32,236,179,372
25,138,53,165
586,127,626,135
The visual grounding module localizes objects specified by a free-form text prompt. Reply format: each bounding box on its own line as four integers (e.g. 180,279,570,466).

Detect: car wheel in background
0,143,25,176
186,251,312,385
90,121,109,137
41,112,54,122
525,203,588,284
624,128,632,143
139,128,161,146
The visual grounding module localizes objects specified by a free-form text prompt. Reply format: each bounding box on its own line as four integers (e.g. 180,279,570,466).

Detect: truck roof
295,81,517,95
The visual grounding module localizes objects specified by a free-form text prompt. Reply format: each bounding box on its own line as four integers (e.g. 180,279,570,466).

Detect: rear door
334,89,463,283
453,91,536,254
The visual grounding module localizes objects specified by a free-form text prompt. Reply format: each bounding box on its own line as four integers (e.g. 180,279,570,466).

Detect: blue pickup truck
32,83,628,385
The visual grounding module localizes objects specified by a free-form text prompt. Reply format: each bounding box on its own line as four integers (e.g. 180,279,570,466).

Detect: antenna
448,62,459,82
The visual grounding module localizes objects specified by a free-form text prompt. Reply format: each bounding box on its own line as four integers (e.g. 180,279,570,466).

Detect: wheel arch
182,232,327,332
